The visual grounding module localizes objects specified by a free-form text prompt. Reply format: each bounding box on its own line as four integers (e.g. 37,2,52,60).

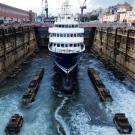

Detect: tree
86,14,99,21
89,15,98,20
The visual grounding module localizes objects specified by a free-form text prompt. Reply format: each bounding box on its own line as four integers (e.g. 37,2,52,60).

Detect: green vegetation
85,15,99,21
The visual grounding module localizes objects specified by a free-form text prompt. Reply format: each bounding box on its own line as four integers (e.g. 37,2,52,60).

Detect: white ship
48,0,85,93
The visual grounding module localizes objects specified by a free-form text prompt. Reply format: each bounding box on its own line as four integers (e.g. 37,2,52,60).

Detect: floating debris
22,68,44,103
113,113,132,134
23,60,29,64
113,70,125,80
30,53,35,57
15,66,21,71
97,55,106,63
88,68,113,102
12,69,19,74
104,61,115,71
5,114,23,135
8,73,16,78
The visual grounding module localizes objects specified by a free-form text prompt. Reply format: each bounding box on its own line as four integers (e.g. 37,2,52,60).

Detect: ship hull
52,52,81,74
51,52,81,93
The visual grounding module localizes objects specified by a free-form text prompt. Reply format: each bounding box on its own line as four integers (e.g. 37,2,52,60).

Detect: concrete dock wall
93,27,135,82
0,25,38,83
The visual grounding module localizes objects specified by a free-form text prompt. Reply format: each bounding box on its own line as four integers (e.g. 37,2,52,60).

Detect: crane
78,0,87,21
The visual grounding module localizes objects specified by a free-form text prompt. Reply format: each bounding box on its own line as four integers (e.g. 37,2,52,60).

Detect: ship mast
60,0,71,21
45,0,48,19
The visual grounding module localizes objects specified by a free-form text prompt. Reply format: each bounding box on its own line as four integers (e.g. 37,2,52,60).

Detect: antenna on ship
41,0,45,22
58,1,59,9
45,0,48,19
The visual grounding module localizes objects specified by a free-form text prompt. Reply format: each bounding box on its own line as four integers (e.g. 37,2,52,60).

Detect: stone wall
0,25,38,83
93,27,135,82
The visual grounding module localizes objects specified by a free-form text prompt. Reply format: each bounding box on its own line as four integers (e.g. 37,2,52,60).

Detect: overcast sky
0,0,134,16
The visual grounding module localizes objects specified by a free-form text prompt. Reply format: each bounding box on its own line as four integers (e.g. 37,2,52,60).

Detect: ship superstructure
48,0,85,93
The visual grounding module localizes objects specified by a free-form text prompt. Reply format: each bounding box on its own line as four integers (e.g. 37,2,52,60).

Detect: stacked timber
113,113,132,134
88,68,113,102
5,114,23,134
22,68,44,103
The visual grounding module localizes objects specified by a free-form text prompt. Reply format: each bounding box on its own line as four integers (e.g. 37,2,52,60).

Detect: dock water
0,49,135,134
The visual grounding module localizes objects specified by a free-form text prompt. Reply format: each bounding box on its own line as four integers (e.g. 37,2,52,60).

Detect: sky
0,0,134,16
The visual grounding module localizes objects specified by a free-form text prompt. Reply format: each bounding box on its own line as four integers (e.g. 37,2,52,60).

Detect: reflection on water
0,49,135,135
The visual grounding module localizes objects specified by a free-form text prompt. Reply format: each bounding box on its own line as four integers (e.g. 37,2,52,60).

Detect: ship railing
49,33,84,38
81,43,85,51
79,34,83,37
49,34,53,37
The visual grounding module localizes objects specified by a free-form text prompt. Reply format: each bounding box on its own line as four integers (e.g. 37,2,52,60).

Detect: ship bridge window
65,44,68,47
69,25,71,28
78,44,80,47
57,34,59,37
64,34,66,37
67,34,69,37
60,34,63,37
59,25,61,28
74,34,76,37
62,25,64,28
71,34,73,37
70,44,72,47
74,44,76,47
61,44,64,47
72,25,74,28
54,43,56,47
65,25,68,28
75,25,78,28
57,44,60,47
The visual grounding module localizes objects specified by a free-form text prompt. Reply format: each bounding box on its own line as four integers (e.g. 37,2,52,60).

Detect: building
98,2,132,23
101,14,118,22
119,1,135,25
0,3,36,24
117,2,131,11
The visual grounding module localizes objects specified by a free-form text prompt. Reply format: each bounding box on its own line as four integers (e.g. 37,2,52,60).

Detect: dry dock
93,27,135,83
0,25,38,83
